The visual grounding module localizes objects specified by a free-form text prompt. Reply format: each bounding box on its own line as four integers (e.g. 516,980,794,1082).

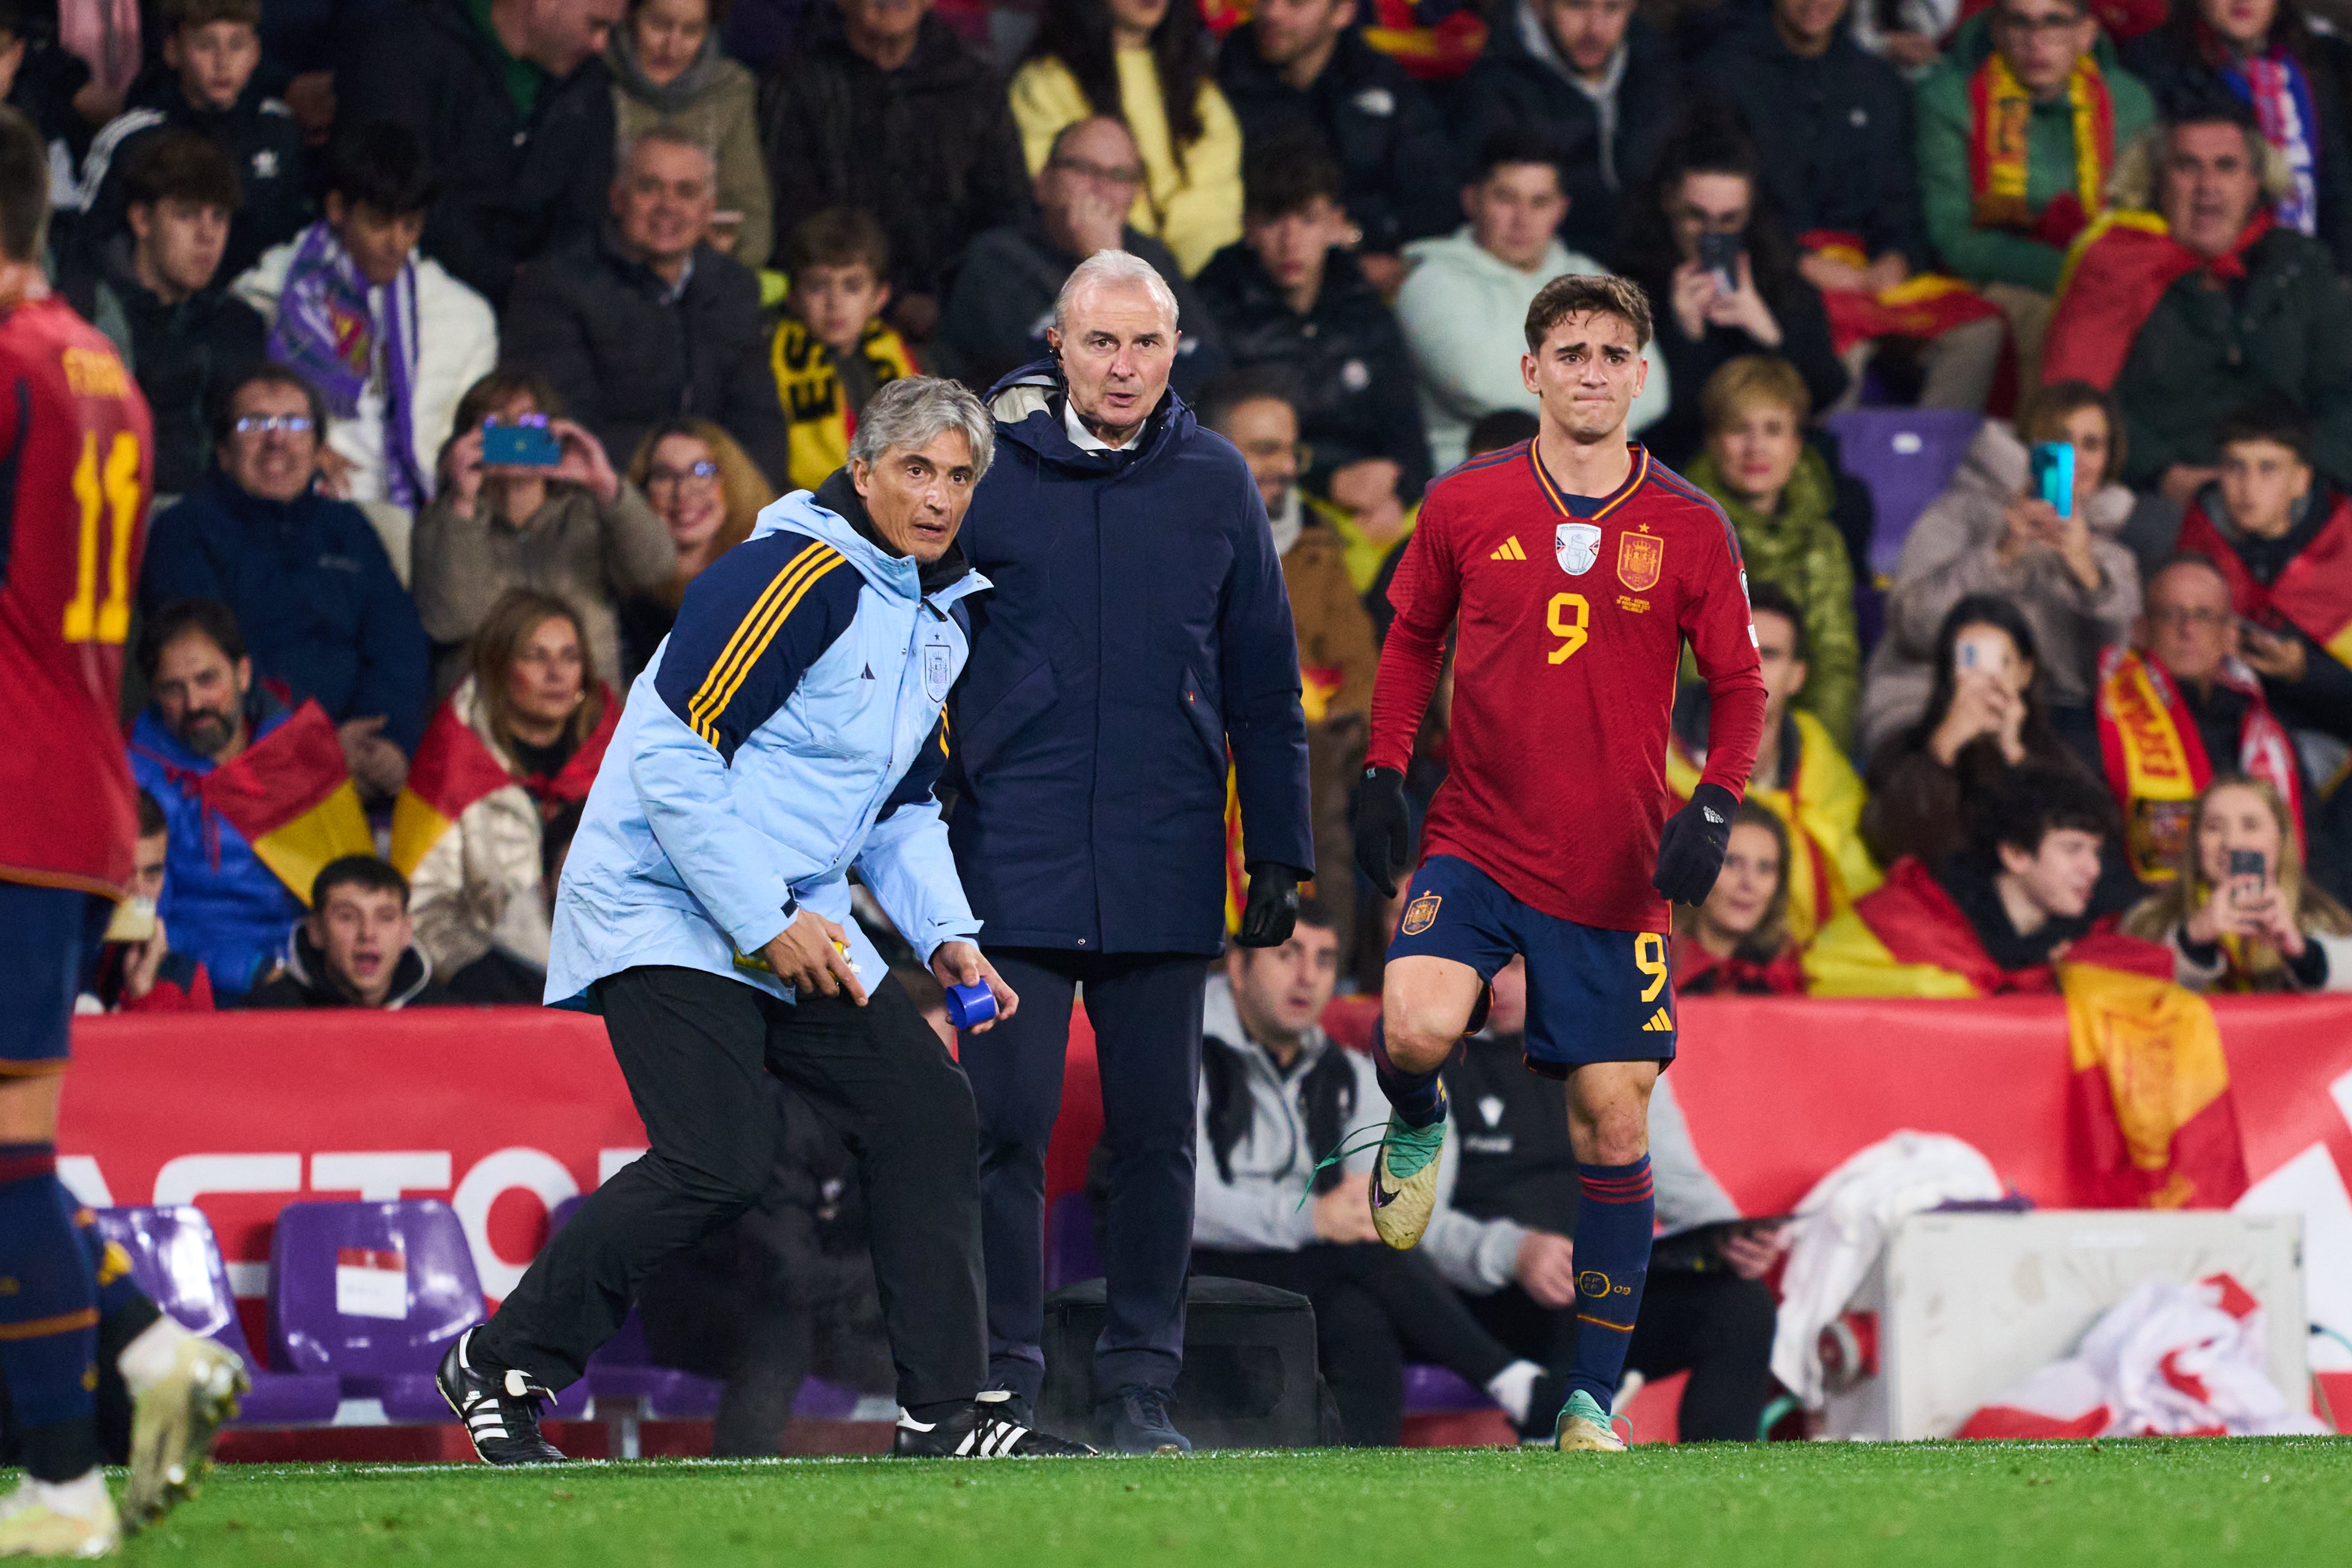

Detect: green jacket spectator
1917,8,2156,294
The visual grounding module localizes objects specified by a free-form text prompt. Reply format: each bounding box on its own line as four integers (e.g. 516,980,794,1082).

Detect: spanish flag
2064,959,2248,1210
1798,231,2007,361
1667,708,1879,947
194,700,373,904
390,687,618,877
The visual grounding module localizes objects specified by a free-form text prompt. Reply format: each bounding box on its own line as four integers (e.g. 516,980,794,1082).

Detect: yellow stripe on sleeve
696,555,851,745
688,545,842,740
685,540,829,731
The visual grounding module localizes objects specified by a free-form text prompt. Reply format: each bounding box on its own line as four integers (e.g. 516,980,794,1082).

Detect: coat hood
754,468,991,609
1487,0,1668,80
1950,418,2135,535
277,921,438,1009
1200,971,1334,1065
1400,223,1582,284
985,358,1201,477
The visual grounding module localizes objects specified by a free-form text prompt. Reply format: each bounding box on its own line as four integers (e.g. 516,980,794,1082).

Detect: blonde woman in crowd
2122,774,2352,992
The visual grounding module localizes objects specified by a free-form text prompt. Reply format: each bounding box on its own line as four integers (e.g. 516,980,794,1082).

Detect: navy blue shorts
1384,854,1675,1076
0,881,106,1076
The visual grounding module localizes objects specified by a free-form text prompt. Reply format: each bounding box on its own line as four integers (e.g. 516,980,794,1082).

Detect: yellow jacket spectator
1669,581,1877,946
1009,0,1244,276
770,209,919,495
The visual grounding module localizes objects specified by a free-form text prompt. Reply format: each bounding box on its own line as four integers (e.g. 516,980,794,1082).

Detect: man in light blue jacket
433,378,1089,1465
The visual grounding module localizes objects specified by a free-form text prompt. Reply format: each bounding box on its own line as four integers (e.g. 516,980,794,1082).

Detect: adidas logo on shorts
1641,1007,1673,1033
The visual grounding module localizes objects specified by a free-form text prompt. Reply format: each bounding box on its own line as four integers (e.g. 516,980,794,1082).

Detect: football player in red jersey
0,106,245,1556
1348,273,1767,1451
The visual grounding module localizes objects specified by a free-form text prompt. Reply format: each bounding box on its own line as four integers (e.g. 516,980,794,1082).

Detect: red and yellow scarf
1968,50,2115,246
2094,646,2303,881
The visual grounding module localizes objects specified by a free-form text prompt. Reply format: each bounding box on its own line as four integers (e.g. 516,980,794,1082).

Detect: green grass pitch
34,1438,2352,1566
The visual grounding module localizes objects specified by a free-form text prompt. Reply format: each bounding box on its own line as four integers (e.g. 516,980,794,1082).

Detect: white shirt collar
1063,396,1134,453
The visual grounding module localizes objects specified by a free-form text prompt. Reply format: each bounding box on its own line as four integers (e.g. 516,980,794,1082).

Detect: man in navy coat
951,250,1314,1454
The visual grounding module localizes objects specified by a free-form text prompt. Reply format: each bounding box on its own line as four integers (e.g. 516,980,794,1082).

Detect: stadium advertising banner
57,997,2352,1381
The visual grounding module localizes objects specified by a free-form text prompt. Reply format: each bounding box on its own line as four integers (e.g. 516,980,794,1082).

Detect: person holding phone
411,370,678,695
2122,775,2352,991
1862,381,2141,757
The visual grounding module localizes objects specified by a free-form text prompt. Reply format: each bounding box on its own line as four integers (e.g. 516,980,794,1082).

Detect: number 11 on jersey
64,430,142,645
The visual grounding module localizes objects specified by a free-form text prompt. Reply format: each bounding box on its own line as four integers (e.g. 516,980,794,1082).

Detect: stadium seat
268,1198,505,1422
91,1206,342,1427
1819,409,1982,583
1400,1365,1492,1415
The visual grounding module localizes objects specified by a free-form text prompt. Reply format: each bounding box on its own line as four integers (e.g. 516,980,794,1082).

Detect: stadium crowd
30,0,2352,1451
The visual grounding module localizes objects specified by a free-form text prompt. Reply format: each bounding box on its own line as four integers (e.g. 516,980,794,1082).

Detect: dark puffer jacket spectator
1216,0,1456,279
2122,0,2352,271
1612,112,1847,467
83,129,266,499
1194,138,1430,506
334,0,619,309
1691,0,1928,279
501,127,789,483
761,0,1028,335
75,0,309,287
1452,0,1682,259
139,364,432,761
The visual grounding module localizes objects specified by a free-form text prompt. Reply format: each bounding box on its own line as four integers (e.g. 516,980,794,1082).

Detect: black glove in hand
1653,782,1739,906
1237,862,1301,948
1350,766,1412,897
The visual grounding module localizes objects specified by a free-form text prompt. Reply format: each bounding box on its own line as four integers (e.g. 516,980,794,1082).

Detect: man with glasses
1916,0,2155,387
933,116,1227,398
2095,553,2318,880
141,364,429,798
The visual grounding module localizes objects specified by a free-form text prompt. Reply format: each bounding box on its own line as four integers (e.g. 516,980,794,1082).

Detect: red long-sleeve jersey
1368,441,1766,934
0,294,155,899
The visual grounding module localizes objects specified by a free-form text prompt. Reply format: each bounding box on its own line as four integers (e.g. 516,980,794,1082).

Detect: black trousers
478,965,986,1409
1193,1244,1517,1447
964,948,1208,1402
1468,1270,1778,1441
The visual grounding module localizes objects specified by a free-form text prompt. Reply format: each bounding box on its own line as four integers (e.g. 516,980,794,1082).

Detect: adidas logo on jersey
1489,537,1528,561
1642,1007,1673,1033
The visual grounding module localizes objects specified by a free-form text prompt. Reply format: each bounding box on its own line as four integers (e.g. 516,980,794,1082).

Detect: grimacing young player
1350,272,1765,1451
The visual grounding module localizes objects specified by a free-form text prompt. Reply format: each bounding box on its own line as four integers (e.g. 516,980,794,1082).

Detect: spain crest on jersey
1555,522,1601,576
1618,530,1664,592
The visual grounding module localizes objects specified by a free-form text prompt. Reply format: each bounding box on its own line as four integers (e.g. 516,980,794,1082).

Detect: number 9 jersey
1366,440,1765,935
0,294,155,900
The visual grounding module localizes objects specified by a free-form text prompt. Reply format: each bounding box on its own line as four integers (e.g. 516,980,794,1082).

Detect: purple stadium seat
268,1199,494,1422
1401,1364,1493,1416
92,1206,341,1427
582,1311,725,1419
1044,1191,1101,1290
1820,409,1983,582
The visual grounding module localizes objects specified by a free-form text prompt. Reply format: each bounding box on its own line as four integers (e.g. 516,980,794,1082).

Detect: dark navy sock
1566,1154,1654,1413
1370,1019,1447,1129
0,1144,102,1479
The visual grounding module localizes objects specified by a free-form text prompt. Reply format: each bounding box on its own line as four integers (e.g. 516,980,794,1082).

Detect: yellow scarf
771,315,917,493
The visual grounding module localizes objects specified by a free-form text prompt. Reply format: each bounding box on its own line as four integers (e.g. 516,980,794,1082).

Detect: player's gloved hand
1653,782,1739,906
1351,766,1412,897
1237,862,1302,948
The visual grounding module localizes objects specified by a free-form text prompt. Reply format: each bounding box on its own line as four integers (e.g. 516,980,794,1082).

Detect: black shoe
891,1392,1096,1457
1098,1385,1191,1455
437,1328,567,1465
1515,1371,1569,1445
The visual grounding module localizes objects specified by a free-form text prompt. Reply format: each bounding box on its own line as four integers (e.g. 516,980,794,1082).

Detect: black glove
1237,862,1302,948
1351,765,1412,897
1653,782,1738,906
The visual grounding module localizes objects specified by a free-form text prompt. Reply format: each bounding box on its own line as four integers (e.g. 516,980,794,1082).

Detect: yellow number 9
1635,932,1668,1002
1547,593,1589,665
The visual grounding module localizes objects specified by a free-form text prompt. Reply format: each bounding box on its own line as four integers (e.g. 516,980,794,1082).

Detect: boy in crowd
75,0,308,287
248,856,455,1010
770,207,914,495
87,791,217,1013
82,130,265,499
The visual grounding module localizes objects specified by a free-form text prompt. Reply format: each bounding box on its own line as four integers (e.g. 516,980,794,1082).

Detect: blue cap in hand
945,980,997,1030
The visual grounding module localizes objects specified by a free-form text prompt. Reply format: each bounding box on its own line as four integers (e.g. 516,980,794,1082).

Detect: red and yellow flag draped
191,700,373,904
390,689,618,877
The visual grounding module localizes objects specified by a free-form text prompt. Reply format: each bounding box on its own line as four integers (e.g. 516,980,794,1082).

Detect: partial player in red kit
1347,273,1765,1452
0,106,243,1557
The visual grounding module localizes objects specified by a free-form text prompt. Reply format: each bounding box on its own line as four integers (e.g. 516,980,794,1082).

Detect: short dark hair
1986,766,2114,858
1243,133,1343,221
2214,391,2314,466
325,119,437,217
1468,125,1565,189
1293,896,1339,935
786,207,889,280
1196,366,1299,433
1747,578,1807,662
121,129,241,214
1524,273,1653,353
451,368,563,441
136,788,167,838
213,363,327,445
1466,409,1539,456
165,0,262,32
311,854,409,911
0,105,48,263
137,597,246,682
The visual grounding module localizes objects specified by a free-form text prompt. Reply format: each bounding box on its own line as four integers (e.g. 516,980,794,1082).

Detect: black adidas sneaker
891,1392,1096,1457
437,1328,568,1465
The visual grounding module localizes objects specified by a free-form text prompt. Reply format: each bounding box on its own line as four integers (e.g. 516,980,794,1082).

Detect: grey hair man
949,252,1317,1453
434,376,1093,1465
